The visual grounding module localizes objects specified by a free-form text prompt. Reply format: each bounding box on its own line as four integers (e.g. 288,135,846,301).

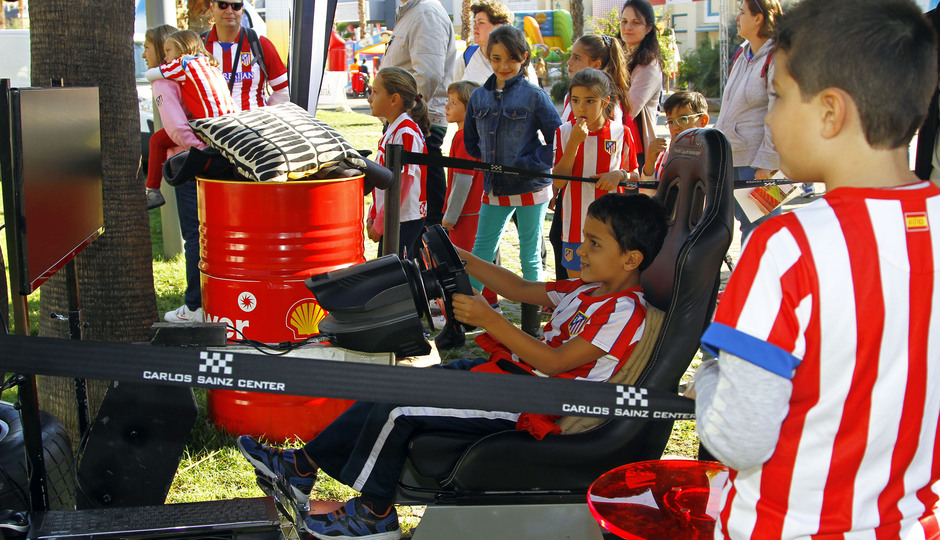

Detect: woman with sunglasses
203,0,289,111
716,0,784,241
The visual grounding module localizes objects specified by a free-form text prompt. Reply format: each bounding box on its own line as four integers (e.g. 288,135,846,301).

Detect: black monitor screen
2,84,103,295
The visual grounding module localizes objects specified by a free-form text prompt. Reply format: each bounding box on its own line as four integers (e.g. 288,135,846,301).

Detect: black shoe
434,322,465,350
146,188,165,210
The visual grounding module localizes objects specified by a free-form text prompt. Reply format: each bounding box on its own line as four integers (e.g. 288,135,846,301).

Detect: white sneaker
164,305,204,323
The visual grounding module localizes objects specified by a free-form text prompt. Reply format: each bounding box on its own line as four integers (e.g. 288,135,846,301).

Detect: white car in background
0,29,30,88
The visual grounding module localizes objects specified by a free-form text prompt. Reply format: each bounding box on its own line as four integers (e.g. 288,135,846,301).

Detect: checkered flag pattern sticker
617,385,649,408
199,352,234,375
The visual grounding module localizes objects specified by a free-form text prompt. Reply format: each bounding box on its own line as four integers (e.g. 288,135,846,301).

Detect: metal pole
147,0,184,257
383,143,402,257
10,293,47,511
65,260,90,436
2,78,49,513
719,0,730,95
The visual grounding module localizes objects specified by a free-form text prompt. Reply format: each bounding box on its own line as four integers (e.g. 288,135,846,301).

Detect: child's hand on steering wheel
452,291,499,329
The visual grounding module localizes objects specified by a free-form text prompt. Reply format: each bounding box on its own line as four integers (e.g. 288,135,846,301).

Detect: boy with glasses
640,90,709,183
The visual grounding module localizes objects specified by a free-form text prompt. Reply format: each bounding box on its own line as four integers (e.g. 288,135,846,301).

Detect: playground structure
327,29,384,98
516,10,573,57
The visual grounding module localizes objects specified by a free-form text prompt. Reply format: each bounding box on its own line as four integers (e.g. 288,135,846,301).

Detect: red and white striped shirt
561,96,641,164
369,113,427,234
702,181,940,538
159,55,235,119
554,119,630,243
204,28,289,111
481,186,552,207
507,279,648,381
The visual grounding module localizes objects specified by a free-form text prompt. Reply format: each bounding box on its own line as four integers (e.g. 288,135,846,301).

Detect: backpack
730,44,773,87
463,44,478,66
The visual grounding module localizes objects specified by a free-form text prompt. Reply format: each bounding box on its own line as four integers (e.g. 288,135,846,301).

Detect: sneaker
146,188,165,210
490,302,503,315
301,498,401,540
236,436,315,507
164,305,204,323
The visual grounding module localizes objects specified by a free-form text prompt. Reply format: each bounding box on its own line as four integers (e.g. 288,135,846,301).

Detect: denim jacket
463,71,561,196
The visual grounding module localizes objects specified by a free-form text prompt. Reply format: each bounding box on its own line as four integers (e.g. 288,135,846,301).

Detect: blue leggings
469,202,548,291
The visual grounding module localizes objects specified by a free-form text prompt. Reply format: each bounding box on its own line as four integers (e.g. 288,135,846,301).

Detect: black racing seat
397,128,734,509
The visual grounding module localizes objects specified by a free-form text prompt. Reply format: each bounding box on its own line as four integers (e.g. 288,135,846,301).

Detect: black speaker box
76,382,197,509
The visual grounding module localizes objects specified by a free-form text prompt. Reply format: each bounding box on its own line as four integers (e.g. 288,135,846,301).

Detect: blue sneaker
300,498,401,540
236,435,315,508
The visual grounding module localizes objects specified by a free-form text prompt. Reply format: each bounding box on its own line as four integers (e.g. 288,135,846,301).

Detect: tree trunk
572,0,584,40
461,0,471,42
358,0,367,40
187,0,212,33
30,0,158,442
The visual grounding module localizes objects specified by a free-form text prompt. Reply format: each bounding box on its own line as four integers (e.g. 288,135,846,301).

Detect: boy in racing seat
238,193,667,540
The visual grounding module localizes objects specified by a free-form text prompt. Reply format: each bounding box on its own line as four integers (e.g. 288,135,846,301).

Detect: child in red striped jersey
366,67,429,260
690,1,940,537
238,193,666,539
553,68,638,279
552,35,641,279
143,30,235,208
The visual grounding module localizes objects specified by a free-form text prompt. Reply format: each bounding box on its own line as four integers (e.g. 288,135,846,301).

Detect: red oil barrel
197,176,363,441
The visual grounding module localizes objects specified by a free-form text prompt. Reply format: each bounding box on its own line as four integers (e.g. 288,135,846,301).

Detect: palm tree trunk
358,0,367,40
572,0,584,39
187,0,211,33
461,0,471,41
30,0,158,443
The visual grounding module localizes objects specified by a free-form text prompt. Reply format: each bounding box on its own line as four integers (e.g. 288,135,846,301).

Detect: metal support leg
383,143,402,257
11,294,49,511
65,260,89,436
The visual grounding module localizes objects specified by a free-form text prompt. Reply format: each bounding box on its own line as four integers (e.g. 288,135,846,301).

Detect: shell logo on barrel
287,299,327,339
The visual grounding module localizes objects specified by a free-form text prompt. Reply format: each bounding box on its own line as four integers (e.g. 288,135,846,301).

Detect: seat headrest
641,128,734,311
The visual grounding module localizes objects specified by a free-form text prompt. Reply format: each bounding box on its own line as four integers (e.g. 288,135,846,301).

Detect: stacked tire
0,402,74,510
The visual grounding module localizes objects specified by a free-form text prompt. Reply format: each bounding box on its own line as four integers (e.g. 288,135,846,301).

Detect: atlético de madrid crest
604,139,617,155
568,311,587,335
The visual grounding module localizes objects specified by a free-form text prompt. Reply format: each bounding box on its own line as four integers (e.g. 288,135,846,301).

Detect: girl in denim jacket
463,24,562,334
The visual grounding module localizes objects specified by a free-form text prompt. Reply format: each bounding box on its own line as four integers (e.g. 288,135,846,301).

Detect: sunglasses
215,1,244,11
666,114,704,128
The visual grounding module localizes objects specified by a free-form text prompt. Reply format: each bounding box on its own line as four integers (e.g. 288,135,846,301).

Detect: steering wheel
418,225,475,332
